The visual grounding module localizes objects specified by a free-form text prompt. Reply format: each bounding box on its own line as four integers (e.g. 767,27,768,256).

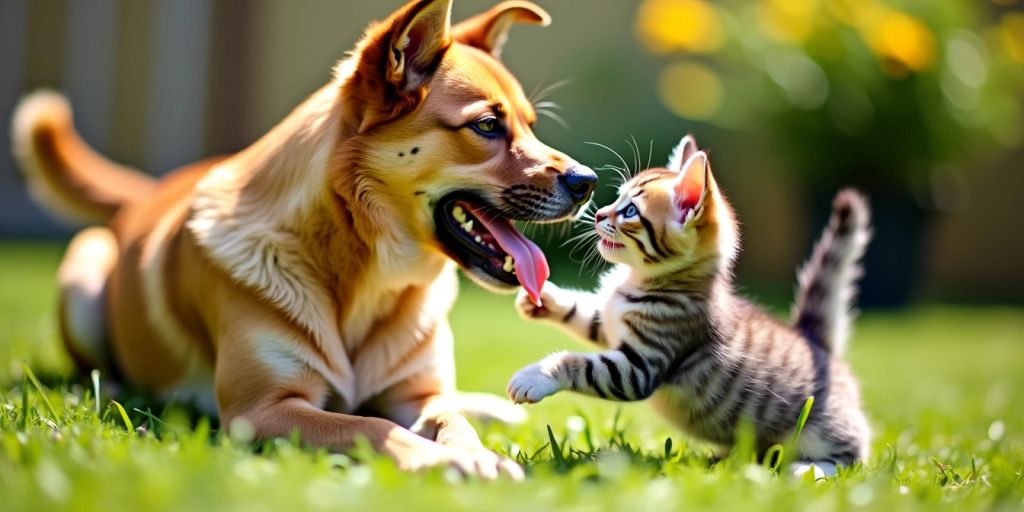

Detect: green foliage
639,0,1024,195
2,243,1023,511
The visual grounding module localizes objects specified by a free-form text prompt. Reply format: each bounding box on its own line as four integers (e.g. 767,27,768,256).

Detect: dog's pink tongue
466,205,548,306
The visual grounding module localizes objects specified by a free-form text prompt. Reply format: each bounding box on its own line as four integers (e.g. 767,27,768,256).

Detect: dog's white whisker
537,109,569,130
530,78,570,105
533,101,562,111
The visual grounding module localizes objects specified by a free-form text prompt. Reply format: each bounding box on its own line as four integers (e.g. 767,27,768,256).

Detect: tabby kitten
507,135,871,476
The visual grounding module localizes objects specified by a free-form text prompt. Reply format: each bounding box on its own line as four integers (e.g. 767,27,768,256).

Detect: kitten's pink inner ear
674,155,707,214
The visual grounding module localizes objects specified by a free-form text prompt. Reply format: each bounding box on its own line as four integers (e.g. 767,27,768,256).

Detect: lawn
1,242,1022,511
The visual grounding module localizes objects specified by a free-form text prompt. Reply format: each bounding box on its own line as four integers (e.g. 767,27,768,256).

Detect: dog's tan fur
11,0,586,478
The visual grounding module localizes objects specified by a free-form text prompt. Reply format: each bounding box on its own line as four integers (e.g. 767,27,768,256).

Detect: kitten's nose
595,211,608,224
559,165,598,206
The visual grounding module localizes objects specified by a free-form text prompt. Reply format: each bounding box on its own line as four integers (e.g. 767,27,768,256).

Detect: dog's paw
388,432,524,481
514,282,573,321
456,448,525,481
507,362,562,404
416,446,523,481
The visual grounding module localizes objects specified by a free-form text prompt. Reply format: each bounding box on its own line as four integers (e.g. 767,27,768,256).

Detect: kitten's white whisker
595,164,629,186
586,141,632,177
628,134,641,175
563,231,599,247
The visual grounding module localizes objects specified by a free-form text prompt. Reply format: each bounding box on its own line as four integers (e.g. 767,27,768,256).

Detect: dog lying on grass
12,0,596,479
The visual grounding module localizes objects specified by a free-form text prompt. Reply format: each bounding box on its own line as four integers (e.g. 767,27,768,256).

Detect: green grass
1,242,1023,511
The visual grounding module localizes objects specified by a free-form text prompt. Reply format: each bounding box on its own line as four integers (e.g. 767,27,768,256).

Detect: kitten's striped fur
508,136,871,477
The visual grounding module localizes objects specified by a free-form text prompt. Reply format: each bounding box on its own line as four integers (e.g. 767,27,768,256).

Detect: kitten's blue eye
623,203,639,218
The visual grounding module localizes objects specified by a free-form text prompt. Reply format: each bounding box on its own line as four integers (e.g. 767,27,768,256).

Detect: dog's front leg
374,374,485,450
371,373,524,480
212,312,510,478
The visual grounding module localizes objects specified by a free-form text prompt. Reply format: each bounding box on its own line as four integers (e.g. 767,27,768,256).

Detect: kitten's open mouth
600,238,625,250
597,230,626,250
434,193,548,304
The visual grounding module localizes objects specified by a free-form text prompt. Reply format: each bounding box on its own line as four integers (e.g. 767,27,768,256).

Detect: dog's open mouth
434,194,548,304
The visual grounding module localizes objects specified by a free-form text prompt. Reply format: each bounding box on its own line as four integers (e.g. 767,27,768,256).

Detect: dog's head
334,0,595,298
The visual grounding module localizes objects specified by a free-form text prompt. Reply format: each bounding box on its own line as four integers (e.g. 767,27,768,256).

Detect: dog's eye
622,203,638,219
469,117,504,139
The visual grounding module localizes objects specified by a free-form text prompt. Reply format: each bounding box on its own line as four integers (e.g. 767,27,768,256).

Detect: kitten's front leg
506,355,567,404
508,343,666,404
515,283,607,346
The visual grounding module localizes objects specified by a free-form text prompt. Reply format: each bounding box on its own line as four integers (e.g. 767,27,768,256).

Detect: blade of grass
547,425,566,468
763,444,784,472
21,363,59,421
91,369,101,417
777,396,816,470
608,408,623,446
108,400,134,431
21,374,30,430
133,407,169,434
575,409,596,453
791,396,815,446
527,442,550,462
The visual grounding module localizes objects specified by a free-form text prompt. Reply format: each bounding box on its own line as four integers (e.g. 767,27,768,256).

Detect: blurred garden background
1,0,1022,305
1,1,1023,510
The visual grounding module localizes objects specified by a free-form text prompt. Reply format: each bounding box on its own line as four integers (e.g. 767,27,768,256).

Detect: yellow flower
828,0,883,28
865,10,937,76
997,12,1024,63
636,0,724,54
657,61,724,120
758,0,821,44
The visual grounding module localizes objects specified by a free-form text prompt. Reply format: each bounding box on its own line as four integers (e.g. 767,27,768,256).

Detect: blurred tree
636,0,1024,306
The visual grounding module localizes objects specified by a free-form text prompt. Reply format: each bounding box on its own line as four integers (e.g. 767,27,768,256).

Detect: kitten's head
594,135,738,278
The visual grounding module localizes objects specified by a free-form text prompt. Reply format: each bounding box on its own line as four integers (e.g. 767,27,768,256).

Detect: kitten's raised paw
515,282,570,320
507,363,562,404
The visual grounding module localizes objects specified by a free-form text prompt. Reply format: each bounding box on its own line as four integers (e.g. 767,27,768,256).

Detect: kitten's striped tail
792,189,871,356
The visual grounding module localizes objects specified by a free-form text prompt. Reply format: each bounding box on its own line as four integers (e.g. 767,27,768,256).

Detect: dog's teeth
461,220,473,233
487,243,496,251
452,206,467,223
502,255,514,272
474,236,482,244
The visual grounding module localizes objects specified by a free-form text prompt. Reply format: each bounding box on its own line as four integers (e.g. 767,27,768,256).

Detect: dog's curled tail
791,189,872,356
11,90,156,225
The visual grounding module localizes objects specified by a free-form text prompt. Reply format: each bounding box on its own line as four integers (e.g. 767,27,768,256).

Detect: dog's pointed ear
452,1,551,57
385,0,453,92
667,134,698,173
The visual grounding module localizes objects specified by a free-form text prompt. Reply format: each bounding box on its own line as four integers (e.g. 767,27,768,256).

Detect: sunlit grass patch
1,243,1022,511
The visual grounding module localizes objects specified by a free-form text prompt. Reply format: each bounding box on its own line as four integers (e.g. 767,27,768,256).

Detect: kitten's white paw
789,461,838,480
507,363,562,404
515,282,572,320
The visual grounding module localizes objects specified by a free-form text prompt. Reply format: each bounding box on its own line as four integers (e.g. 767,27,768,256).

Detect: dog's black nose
559,165,598,206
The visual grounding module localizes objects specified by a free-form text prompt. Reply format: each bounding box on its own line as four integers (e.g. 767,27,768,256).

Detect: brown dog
11,0,596,479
